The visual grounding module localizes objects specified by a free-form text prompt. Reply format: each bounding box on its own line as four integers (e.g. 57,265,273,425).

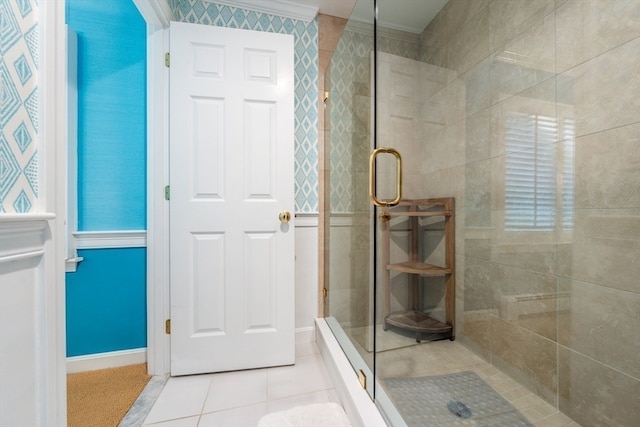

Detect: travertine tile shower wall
418,0,639,425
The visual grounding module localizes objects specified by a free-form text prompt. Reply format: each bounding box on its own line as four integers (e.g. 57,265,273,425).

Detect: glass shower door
324,0,456,421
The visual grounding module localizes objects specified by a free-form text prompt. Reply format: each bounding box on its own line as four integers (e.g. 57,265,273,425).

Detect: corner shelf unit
381,198,455,343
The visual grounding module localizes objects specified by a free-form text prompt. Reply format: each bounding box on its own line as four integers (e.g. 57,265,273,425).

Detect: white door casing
169,21,295,375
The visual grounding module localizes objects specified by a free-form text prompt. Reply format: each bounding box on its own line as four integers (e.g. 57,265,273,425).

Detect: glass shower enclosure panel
373,2,460,424
324,0,377,399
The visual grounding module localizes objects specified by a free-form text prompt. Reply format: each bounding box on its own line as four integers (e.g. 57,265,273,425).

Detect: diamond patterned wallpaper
329,26,372,214
328,24,421,213
173,0,319,213
0,0,38,213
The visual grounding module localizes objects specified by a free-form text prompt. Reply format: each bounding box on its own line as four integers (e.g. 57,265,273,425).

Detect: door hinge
165,319,171,335
322,287,328,298
164,52,170,67
164,185,170,201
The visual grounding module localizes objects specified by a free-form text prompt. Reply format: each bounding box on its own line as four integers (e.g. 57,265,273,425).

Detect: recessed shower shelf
381,198,456,343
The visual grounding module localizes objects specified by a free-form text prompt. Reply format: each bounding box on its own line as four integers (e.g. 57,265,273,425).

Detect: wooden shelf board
385,210,453,217
385,311,452,334
386,261,451,275
395,199,448,207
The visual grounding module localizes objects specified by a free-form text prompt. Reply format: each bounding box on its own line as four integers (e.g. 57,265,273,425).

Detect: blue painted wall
67,0,147,230
66,249,147,357
65,0,147,357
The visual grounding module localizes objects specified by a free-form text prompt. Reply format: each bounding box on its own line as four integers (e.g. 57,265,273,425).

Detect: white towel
258,402,351,427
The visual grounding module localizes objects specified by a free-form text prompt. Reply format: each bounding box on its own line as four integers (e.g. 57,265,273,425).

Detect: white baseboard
296,326,315,343
66,348,147,374
67,330,311,374
66,330,313,374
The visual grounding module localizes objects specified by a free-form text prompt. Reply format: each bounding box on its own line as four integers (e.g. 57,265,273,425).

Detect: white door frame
38,0,68,423
144,20,171,375
45,0,172,380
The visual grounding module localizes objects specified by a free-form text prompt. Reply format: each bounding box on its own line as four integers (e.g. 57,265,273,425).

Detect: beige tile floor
141,341,341,427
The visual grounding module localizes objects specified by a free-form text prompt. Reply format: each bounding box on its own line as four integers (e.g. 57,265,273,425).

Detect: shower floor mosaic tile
385,371,532,426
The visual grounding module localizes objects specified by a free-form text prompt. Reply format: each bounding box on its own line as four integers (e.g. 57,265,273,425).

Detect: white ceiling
296,0,448,33
355,0,448,33
288,0,357,19
221,0,448,33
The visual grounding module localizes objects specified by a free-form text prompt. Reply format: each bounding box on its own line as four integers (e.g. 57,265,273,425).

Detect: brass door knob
279,211,291,223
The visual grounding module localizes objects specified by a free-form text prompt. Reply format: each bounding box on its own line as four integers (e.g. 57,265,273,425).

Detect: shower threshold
316,318,405,427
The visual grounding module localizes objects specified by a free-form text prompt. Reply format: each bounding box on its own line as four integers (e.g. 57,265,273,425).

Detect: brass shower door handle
369,147,403,207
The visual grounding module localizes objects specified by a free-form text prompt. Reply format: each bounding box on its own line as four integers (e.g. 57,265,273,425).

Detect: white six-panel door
169,21,295,375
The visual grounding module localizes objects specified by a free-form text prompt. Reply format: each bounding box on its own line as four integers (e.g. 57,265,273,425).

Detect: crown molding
133,0,174,28
209,0,318,22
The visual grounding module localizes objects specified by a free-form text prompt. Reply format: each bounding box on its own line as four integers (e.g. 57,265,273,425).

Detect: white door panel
169,21,295,375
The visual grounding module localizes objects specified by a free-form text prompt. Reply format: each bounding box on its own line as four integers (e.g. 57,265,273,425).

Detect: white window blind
505,113,574,232
561,119,575,231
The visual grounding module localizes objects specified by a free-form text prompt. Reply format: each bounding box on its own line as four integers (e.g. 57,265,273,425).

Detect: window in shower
504,112,575,232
